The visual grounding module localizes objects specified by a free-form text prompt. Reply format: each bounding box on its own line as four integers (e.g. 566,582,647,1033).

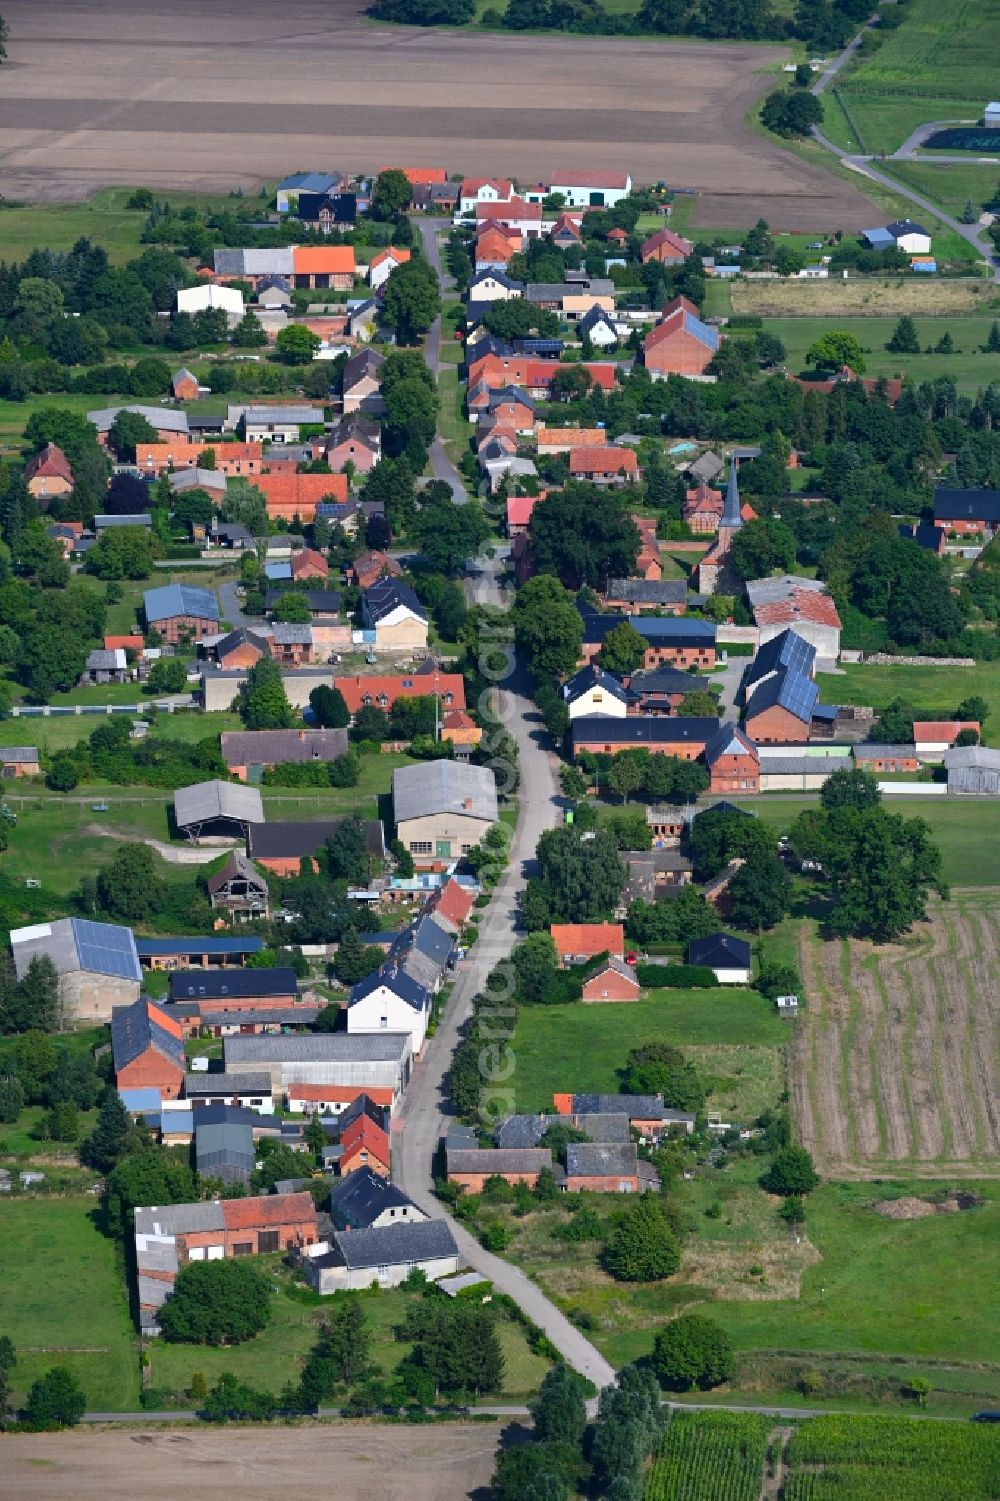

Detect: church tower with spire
720,457,744,532
696,457,749,596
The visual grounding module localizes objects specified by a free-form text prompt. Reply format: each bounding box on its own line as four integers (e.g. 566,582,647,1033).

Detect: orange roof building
292,245,356,289
335,673,466,715
550,923,625,965
287,1083,395,1111
254,472,348,522
381,167,447,186
104,634,145,654
136,441,262,478
440,709,482,748
568,447,639,480
425,877,475,930
25,442,74,501
339,1115,390,1177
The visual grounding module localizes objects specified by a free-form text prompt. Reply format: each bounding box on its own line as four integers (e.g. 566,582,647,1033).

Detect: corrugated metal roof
392,761,498,826
174,779,263,828
225,1034,411,1063
143,583,219,625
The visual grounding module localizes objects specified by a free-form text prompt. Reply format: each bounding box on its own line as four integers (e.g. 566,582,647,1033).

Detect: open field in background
793,890,1000,1178
0,711,244,755
730,277,997,317
0,0,880,231
844,0,1000,104
2,1424,507,1501
757,313,1000,393
887,160,1000,220
821,94,985,157
0,186,249,265
0,1196,139,1410
734,797,1000,888
816,659,1000,746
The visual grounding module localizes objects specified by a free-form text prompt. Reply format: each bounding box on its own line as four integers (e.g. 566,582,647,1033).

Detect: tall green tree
413,486,489,574
97,842,160,920
309,683,350,728
597,620,646,674
527,482,641,589
239,656,295,729
80,1091,136,1174
23,1367,86,1430
529,1363,588,1445
651,1314,734,1391
512,575,584,678
603,1194,681,1282
727,851,792,930
381,259,440,345
158,1260,271,1345
372,168,412,219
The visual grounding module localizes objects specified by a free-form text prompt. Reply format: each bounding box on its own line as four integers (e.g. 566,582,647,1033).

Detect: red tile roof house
339,1114,391,1178
335,672,466,716
287,1083,395,1116
568,447,640,487
913,720,981,758
255,472,348,524
112,997,186,1099
292,244,356,291
643,296,720,379
25,442,75,502
641,227,694,265
684,481,724,533
550,923,625,967
475,225,519,270
468,353,617,399
705,723,760,795
349,550,402,590
290,547,330,581
581,954,641,1003
506,495,538,537
424,876,475,931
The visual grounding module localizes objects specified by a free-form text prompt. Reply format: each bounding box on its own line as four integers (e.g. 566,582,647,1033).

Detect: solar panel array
777,629,817,678
72,918,142,982
777,670,819,723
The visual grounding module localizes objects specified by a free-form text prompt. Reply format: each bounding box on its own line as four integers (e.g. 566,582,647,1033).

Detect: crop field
792,890,1000,1178
0,0,881,231
756,313,1000,394
730,278,996,318
843,0,1000,105
782,1413,1000,1501
644,1411,773,1501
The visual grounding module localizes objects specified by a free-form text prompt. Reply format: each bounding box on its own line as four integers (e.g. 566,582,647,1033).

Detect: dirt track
0,0,880,228
794,892,1000,1178
2,1422,507,1500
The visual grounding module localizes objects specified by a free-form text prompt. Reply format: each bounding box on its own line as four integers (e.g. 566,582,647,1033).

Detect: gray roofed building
327,1219,458,1271
329,1166,426,1230
495,1113,547,1149
243,404,325,427
170,466,227,496
143,582,219,627
221,728,348,769
446,1147,552,1177
94,513,153,531
134,1200,226,1238
361,579,427,626
194,1117,255,1184
111,997,185,1075
942,744,1000,795
174,779,263,836
565,1142,639,1179
605,578,688,607
271,622,314,646
392,761,498,826
853,743,918,761
87,404,190,437
0,746,39,768
213,248,295,278
687,450,724,483
182,1071,273,1101
223,1032,413,1095
571,1092,665,1120
10,916,141,984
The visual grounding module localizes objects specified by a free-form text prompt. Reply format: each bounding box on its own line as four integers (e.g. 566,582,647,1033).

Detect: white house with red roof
523,171,632,208
459,177,515,214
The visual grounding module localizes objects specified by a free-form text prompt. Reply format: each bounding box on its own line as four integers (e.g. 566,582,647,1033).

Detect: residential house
603,579,687,614
135,1193,319,1332
171,368,200,401
172,779,262,842
579,611,717,669
467,269,525,303
301,1221,459,1293
446,1148,552,1191
440,709,482,752
137,441,262,478
913,720,981,759
393,761,498,869
898,521,947,555
10,917,141,1023
111,997,186,1100
205,851,270,921
581,955,641,1003
474,199,543,238
568,447,639,485
459,177,515,214
932,487,1000,538
526,278,615,318
0,746,40,779
550,923,625,966
255,472,348,524
221,728,348,780
24,443,74,502
361,580,429,654
326,416,380,473
475,225,518,270
223,1032,413,1102
704,722,760,795
349,549,402,590
276,172,344,214
627,667,708,714
295,190,357,231
747,576,842,662
683,481,724,533
643,296,719,379
342,348,386,415
213,627,269,670
688,933,752,984
561,663,629,720
577,304,619,347
339,1113,391,1178
143,583,219,644
330,1167,426,1230
240,405,325,444
88,404,191,448
248,817,383,877
335,672,465,717
348,966,431,1056
290,547,329,582
467,352,617,399
641,227,693,264
571,715,717,759
287,1084,394,1116
554,1091,695,1138
368,246,411,289
564,1142,652,1193
524,171,631,207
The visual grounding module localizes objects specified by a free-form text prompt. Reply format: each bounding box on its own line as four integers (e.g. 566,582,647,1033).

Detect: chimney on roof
463,798,473,810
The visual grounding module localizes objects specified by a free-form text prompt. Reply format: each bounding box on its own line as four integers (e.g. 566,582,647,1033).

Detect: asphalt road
392,555,615,1392
418,216,471,506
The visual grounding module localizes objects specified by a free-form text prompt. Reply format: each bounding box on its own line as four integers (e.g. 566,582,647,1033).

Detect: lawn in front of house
0,1195,139,1411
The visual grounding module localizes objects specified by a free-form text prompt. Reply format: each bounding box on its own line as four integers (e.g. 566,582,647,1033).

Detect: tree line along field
754,313,1000,395
793,890,1000,1178
729,278,995,318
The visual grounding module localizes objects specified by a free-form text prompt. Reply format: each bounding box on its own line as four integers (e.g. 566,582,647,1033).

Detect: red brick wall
155,614,217,645
117,1052,184,1099
575,736,707,759
449,1170,542,1191
563,1173,640,1192
744,704,808,744
581,643,715,670
709,753,760,795
341,1146,389,1178
645,330,715,377
581,972,640,1002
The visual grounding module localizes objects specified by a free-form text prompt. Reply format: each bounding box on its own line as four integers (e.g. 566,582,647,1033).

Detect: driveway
393,555,616,1391
418,215,470,505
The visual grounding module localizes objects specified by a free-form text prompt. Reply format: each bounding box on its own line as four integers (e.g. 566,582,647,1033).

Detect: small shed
174,779,264,840
943,745,1000,795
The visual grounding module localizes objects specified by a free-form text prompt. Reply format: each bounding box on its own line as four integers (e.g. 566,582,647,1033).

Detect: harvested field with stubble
793,891,1000,1178
2,1423,506,1501
0,0,881,229
730,278,997,317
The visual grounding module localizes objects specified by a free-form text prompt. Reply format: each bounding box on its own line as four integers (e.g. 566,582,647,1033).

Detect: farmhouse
740,628,816,703
627,667,707,714
0,746,41,779
562,663,629,720
302,1221,460,1293
643,296,719,379
10,917,141,1023
568,447,639,485
550,923,625,966
688,933,752,984
168,965,298,1008
747,576,841,662
330,1167,426,1231
139,441,262,477
220,728,349,780
704,723,760,795
852,743,920,775
348,966,431,1056
111,997,185,1100
212,628,268,670
173,779,264,840
743,668,819,745
392,761,498,869
538,171,632,208
182,1072,274,1111
571,715,718,759
25,442,74,501
287,1084,394,1117
224,1032,413,1101
932,487,1000,538
361,580,429,654
943,745,1000,794
641,227,693,264
254,472,349,523
339,1113,391,1178
603,579,687,614
335,672,465,717
554,1092,695,1137
580,612,717,670
564,1141,652,1194
143,583,219,643
89,404,190,446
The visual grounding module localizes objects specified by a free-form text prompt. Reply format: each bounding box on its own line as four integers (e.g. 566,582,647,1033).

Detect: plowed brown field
794,890,1000,1177
0,0,880,229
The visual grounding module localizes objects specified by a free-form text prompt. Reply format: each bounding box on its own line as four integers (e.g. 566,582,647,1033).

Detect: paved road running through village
418,216,470,504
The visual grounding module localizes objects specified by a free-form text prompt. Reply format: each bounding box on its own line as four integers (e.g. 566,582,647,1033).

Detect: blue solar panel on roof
71,918,141,982
777,671,819,722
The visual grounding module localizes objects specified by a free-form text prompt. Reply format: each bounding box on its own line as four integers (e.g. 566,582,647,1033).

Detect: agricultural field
644,1410,773,1501
816,659,1000,744
729,277,996,318
821,93,984,157
793,890,1000,1178
0,1196,139,1411
0,186,248,266
887,160,1000,221
756,312,1000,394
782,1413,1000,1501
508,987,788,1117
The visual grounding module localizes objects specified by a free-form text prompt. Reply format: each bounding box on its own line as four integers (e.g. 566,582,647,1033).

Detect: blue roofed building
142,583,219,642
740,626,817,705
111,996,186,1097
579,608,716,668
134,933,264,970
10,917,141,1022
276,172,344,214
743,666,820,744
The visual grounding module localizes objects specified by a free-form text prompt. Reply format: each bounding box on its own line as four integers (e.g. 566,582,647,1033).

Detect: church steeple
721,457,743,530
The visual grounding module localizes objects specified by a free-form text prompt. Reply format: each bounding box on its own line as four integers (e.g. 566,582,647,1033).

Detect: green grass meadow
761,314,1000,393
0,187,257,267
887,161,1000,221
816,658,1000,743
